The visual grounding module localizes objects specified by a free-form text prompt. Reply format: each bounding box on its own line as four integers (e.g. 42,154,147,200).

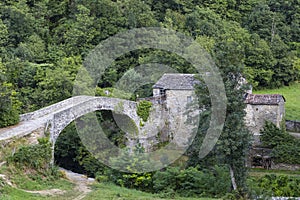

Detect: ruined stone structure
244,93,285,145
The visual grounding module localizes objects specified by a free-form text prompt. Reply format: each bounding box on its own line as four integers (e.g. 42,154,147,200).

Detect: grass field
254,82,300,121
2,166,299,200
0,181,218,200
0,165,217,200
249,168,300,178
85,183,217,200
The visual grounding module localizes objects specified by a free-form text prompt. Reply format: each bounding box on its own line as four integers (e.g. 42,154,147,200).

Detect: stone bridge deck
0,96,139,142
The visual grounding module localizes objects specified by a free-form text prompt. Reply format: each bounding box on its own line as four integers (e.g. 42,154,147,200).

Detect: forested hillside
1,1,300,199
0,0,299,127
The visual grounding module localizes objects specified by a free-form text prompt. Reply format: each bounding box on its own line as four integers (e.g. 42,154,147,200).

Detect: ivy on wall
137,100,152,122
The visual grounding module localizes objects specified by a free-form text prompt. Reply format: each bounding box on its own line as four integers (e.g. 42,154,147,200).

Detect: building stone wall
244,102,285,145
132,103,168,151
132,89,199,152
286,120,300,133
165,90,199,148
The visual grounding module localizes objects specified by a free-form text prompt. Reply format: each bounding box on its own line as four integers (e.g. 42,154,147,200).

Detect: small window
160,89,165,96
256,108,259,111
187,96,192,103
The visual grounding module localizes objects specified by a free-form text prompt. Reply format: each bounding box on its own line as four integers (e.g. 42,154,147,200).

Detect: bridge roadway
0,96,139,142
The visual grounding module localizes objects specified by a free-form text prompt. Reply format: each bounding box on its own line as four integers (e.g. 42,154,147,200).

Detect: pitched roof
153,74,199,90
244,94,285,105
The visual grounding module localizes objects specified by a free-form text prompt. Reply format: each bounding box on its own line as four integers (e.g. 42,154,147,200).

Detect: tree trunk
229,165,237,191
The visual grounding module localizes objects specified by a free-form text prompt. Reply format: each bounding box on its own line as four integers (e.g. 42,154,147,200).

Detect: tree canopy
0,0,299,197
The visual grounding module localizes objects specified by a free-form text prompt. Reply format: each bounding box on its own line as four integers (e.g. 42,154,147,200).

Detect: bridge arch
48,97,140,162
49,96,139,144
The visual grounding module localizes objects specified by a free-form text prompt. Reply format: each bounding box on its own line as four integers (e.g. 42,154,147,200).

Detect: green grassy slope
254,82,300,121
85,183,218,200
0,181,218,200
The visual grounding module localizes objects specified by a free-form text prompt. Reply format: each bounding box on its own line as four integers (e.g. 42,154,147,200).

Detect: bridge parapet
20,96,95,122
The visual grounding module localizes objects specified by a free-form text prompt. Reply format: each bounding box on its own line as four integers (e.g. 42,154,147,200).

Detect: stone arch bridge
0,96,140,147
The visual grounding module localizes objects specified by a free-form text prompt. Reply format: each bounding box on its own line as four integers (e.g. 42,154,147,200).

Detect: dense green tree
0,1,299,197
62,5,96,55
32,56,81,107
185,7,224,37
244,34,275,88
15,34,47,62
86,0,127,43
0,60,20,127
0,19,8,47
187,25,251,195
270,35,298,87
0,0,35,46
121,0,158,28
161,9,186,32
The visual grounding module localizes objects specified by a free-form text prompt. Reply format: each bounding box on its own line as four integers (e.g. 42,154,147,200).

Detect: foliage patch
249,174,300,198
7,138,54,174
260,121,300,164
137,100,152,122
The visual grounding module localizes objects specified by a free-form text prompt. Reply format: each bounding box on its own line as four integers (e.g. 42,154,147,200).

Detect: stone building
151,74,200,148
244,93,285,145
152,73,198,109
151,74,285,145
135,73,286,156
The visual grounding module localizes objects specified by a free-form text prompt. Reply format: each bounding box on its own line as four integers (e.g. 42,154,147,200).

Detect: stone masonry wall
286,120,300,133
244,103,285,145
165,90,199,148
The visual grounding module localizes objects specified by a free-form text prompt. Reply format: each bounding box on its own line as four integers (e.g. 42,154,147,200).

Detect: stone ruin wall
244,102,285,145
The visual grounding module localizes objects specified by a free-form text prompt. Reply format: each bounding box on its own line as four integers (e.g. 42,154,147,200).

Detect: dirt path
23,188,66,196
1,167,95,199
61,168,95,200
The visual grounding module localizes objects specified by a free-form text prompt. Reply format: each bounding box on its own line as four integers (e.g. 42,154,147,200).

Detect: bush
153,166,231,198
260,121,300,164
137,100,152,122
271,144,300,164
105,146,154,192
95,87,131,99
7,137,52,173
260,121,293,148
252,174,300,197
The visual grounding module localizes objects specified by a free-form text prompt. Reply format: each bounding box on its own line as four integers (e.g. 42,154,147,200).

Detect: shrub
105,146,154,192
254,174,300,197
95,87,131,99
7,137,52,173
271,144,300,164
153,166,231,198
137,100,152,122
260,121,293,148
260,121,300,164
